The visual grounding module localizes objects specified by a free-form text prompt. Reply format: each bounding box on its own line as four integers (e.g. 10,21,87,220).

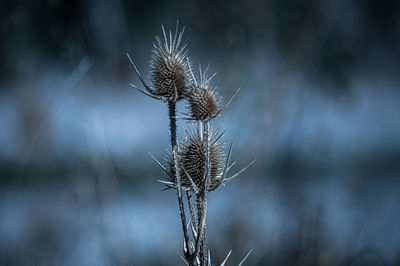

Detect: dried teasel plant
128,22,254,266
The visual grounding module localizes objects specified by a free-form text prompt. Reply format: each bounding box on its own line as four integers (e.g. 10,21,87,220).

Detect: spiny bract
149,25,191,102
167,125,225,192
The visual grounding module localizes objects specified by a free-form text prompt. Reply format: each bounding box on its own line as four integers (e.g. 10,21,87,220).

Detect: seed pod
149,25,191,102
167,126,225,192
187,68,221,121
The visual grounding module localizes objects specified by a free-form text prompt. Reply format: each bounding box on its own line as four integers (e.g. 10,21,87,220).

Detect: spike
182,166,200,194
130,84,165,101
219,250,232,266
177,252,189,266
150,153,172,178
223,160,255,185
215,88,240,117
126,53,154,94
238,249,253,266
157,180,174,186
221,142,233,180
190,221,198,239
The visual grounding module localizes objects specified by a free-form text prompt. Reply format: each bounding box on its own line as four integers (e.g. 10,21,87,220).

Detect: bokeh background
1,0,400,265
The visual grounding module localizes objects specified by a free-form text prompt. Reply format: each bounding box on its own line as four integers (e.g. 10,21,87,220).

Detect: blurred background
1,0,400,265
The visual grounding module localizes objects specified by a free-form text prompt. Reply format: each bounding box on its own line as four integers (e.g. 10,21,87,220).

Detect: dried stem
168,102,191,261
186,190,198,238
193,120,211,265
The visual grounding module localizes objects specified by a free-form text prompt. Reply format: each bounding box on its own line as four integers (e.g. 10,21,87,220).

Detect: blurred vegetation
0,0,399,265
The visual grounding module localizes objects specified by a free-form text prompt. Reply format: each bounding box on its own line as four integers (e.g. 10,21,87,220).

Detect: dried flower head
166,125,225,192
127,23,191,102
186,67,221,121
149,24,191,102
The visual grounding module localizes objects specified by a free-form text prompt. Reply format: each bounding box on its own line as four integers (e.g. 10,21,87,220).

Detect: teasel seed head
149,23,191,102
167,125,225,193
186,67,221,121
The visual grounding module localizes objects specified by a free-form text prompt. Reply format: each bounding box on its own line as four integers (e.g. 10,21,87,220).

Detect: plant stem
186,190,197,238
194,120,211,265
202,120,211,265
168,102,191,260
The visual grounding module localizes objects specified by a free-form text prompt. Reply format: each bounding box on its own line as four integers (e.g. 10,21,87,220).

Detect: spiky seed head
149,25,191,102
167,126,225,192
187,69,220,121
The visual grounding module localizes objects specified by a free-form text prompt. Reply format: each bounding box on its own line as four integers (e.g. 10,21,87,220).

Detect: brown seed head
150,25,191,102
167,125,225,192
187,69,220,121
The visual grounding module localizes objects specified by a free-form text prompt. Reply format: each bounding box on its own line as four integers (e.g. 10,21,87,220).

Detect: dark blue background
0,0,399,265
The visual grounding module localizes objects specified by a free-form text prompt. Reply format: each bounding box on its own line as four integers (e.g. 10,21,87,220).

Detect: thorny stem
194,120,211,265
186,190,197,238
202,120,211,265
168,102,191,261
